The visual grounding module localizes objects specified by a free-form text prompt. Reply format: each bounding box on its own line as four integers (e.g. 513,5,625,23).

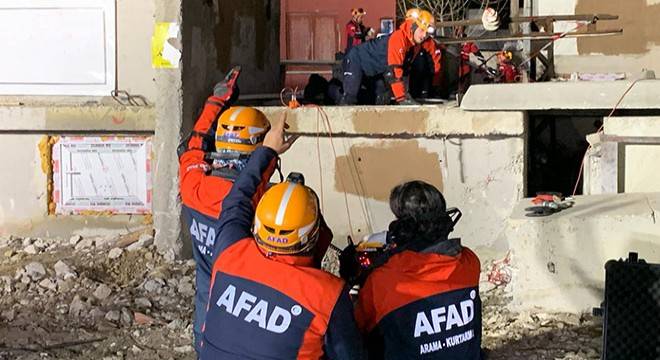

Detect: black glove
339,242,360,283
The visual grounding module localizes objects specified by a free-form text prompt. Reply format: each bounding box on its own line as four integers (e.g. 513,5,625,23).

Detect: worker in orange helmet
199,114,365,359
178,69,273,354
351,181,483,358
178,69,333,355
405,8,444,100
345,8,374,52
338,8,442,105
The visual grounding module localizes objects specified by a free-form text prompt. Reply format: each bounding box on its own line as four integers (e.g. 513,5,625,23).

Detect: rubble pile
481,286,602,359
0,234,196,360
1,235,603,359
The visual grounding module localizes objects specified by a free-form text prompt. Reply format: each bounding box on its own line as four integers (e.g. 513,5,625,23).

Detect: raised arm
214,114,297,255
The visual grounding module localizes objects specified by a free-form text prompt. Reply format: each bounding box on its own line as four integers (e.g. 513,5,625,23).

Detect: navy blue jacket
200,146,365,359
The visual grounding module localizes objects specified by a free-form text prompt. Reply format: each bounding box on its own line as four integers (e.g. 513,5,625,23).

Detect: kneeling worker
200,116,364,359
355,181,482,359
340,9,441,105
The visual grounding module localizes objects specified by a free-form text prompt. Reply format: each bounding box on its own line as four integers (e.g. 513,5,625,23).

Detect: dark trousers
340,50,391,105
408,49,434,98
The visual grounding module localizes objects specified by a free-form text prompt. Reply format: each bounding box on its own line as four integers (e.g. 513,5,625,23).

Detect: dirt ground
0,234,602,359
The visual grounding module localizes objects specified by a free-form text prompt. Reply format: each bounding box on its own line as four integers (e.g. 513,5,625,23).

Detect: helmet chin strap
410,22,419,40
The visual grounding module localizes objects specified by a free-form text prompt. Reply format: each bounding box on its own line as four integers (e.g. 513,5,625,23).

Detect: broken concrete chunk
24,244,39,255
69,235,83,246
22,237,34,247
142,279,163,293
89,308,106,321
24,262,46,281
33,238,46,249
127,234,154,252
120,307,133,327
1,309,16,322
93,284,113,300
108,248,123,259
38,278,57,291
134,297,152,308
53,260,77,280
75,238,95,251
174,345,194,353
138,234,154,247
105,310,121,323
69,296,86,318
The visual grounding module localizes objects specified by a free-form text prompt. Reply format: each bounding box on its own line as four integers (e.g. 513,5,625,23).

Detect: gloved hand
398,94,420,105
209,66,241,106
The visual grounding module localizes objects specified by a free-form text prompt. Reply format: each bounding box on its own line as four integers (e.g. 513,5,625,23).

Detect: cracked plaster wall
262,106,527,262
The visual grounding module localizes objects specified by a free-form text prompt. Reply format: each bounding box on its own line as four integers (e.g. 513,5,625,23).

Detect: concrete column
153,1,184,255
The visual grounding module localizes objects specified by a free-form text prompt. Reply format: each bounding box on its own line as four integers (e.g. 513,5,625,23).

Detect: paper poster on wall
52,137,152,215
152,22,181,68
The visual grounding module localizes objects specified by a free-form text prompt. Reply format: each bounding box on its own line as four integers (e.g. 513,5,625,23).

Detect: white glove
482,7,500,32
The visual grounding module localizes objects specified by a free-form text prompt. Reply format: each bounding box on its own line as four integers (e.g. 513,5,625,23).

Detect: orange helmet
405,8,420,20
407,8,436,36
351,8,366,17
215,106,270,154
253,174,320,255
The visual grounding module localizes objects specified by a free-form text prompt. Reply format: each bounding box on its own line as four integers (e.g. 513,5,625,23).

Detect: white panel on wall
0,0,116,95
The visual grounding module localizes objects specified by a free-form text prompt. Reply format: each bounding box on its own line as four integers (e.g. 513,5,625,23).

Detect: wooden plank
437,14,618,28
436,29,623,45
510,0,520,34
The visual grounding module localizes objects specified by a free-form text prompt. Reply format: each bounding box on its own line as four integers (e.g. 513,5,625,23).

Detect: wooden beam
437,14,618,28
436,29,623,45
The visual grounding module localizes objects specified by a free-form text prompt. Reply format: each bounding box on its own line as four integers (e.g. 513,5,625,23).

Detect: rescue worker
354,181,482,359
405,8,443,100
339,9,441,105
345,8,373,52
178,71,274,354
200,115,365,359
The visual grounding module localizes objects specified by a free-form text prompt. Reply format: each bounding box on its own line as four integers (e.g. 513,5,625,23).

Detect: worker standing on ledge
353,181,483,359
345,8,374,52
199,115,365,359
338,9,441,105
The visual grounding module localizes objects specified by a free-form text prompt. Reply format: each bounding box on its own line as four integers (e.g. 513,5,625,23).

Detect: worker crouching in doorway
354,181,482,359
337,9,441,106
199,116,365,359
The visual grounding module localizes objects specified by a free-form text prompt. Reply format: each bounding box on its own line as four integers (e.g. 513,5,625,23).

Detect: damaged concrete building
0,0,659,358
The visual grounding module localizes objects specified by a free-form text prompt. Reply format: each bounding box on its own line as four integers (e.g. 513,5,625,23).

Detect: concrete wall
260,106,526,260
0,105,155,238
585,116,660,195
210,0,280,95
535,0,660,76
508,192,660,313
117,0,157,101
